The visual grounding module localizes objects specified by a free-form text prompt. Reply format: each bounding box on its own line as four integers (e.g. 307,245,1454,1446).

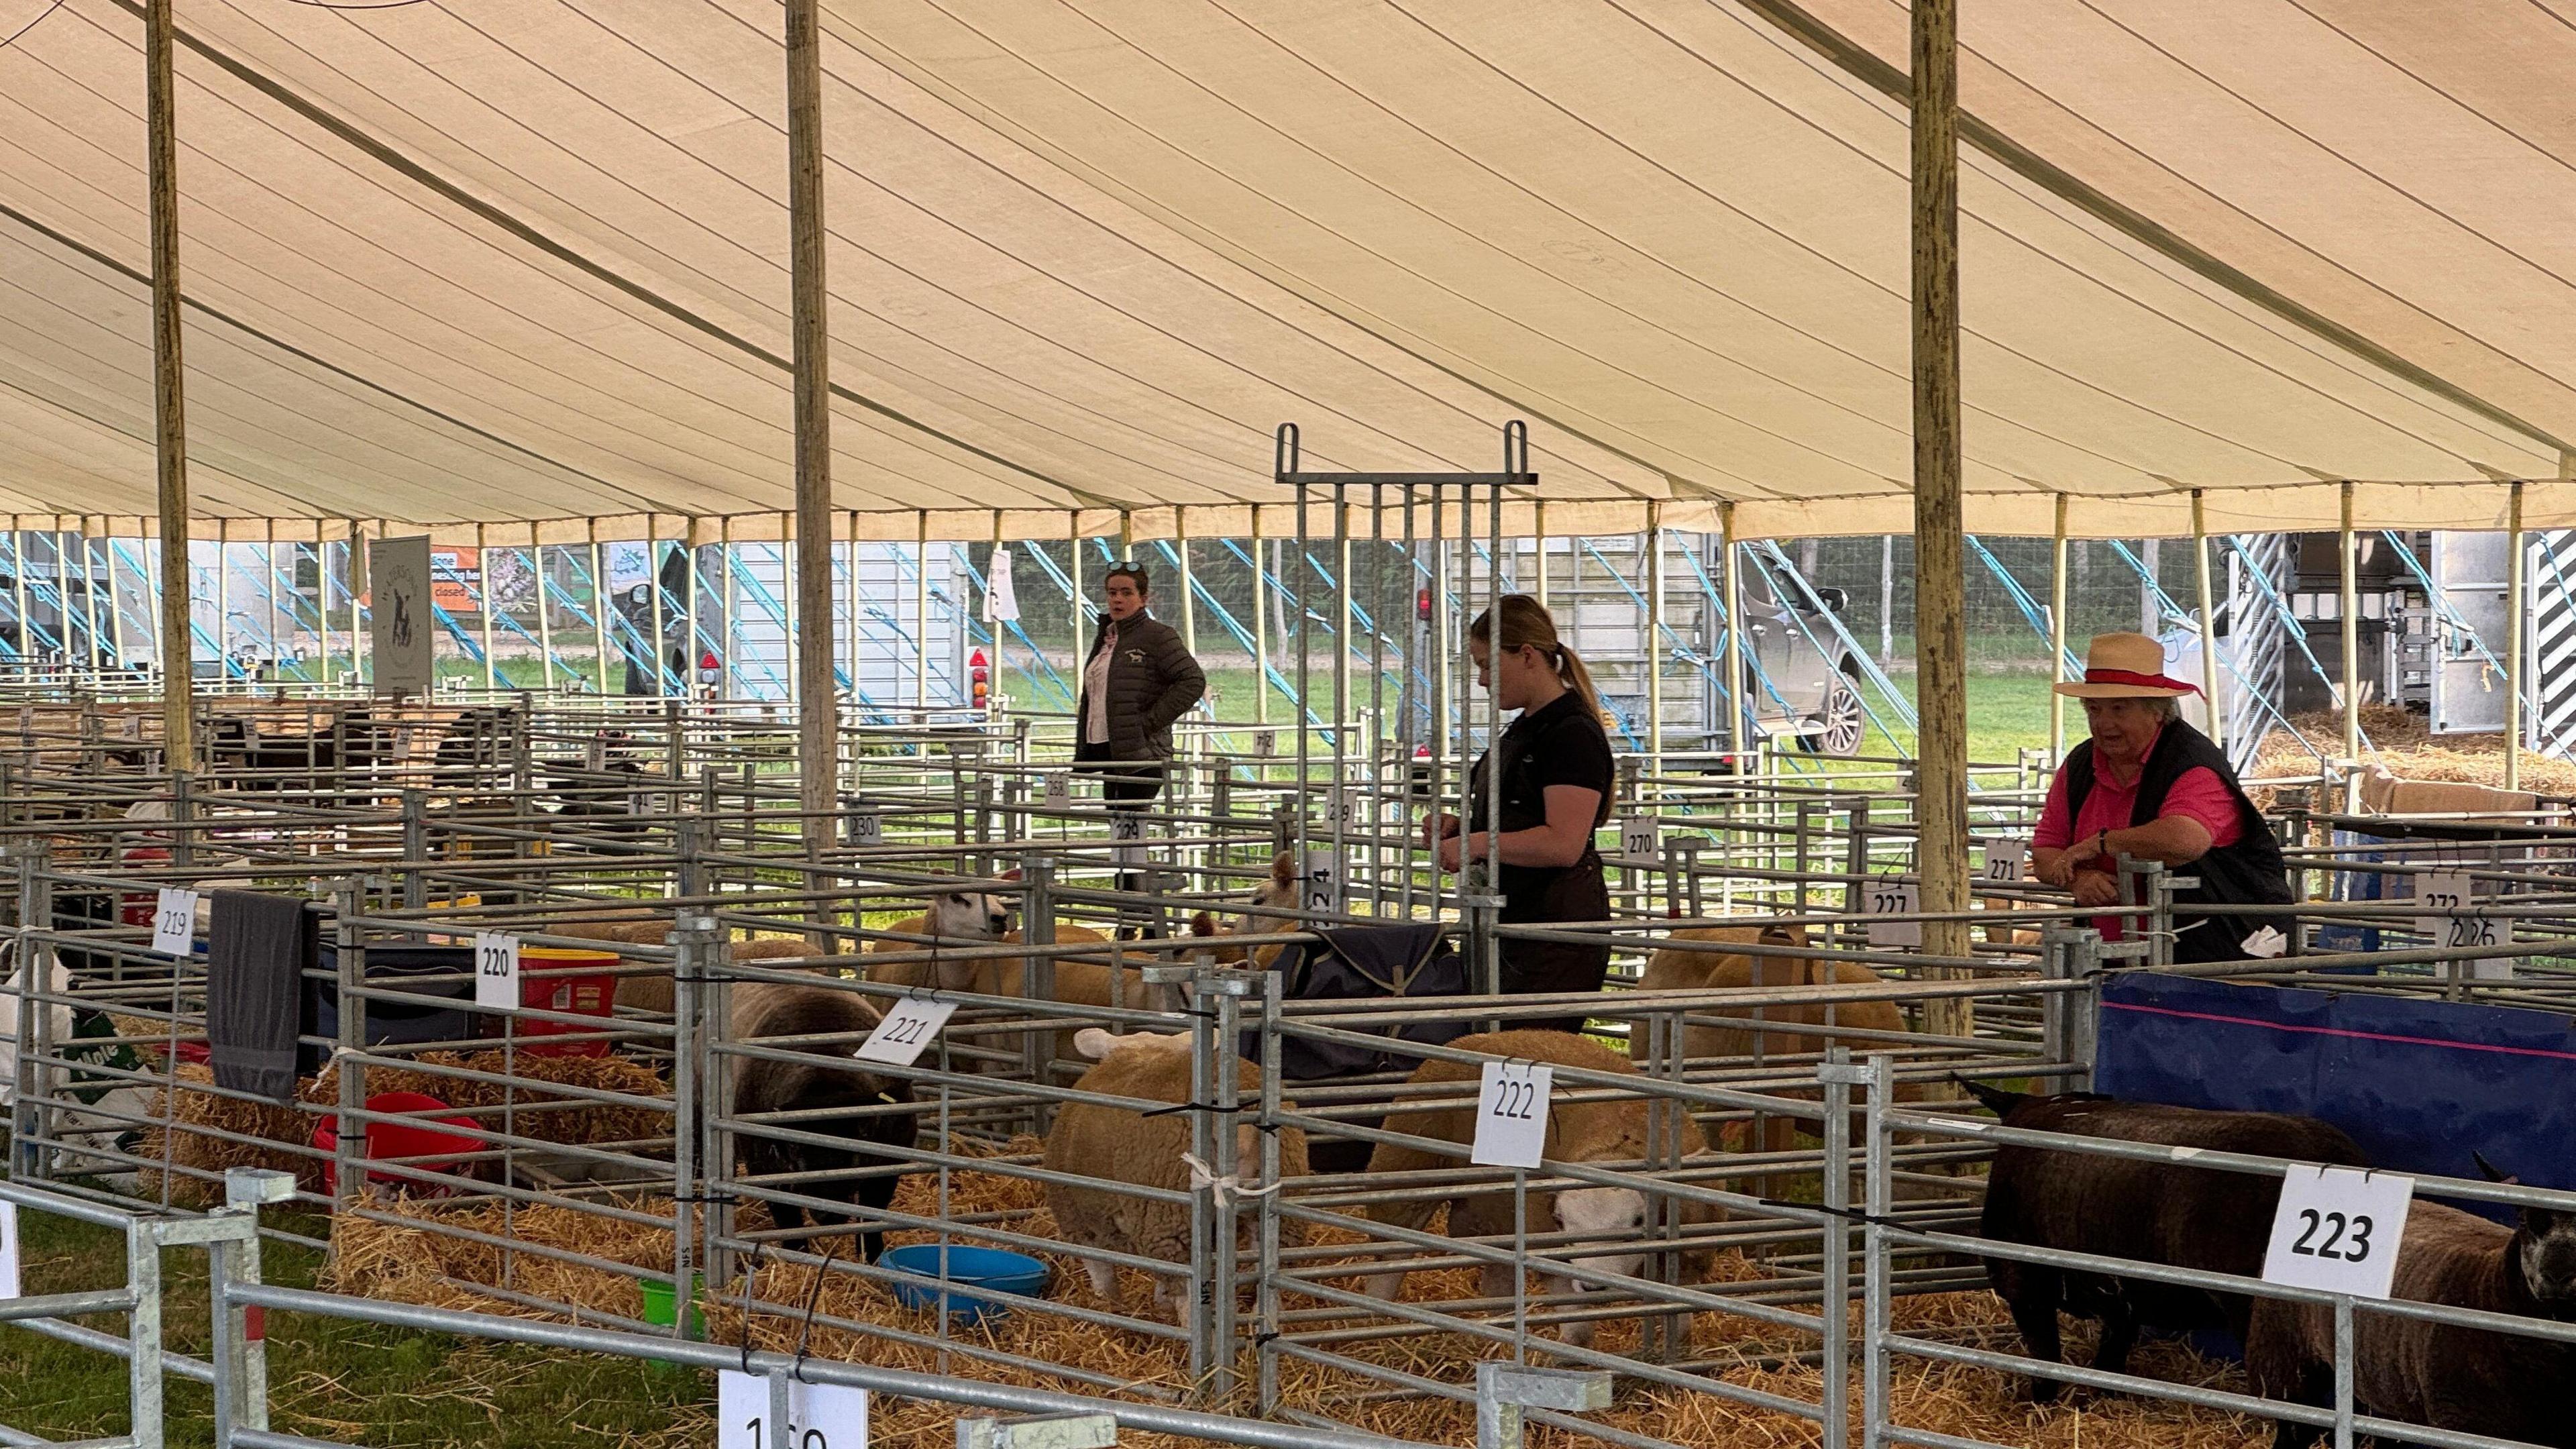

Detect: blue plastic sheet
2097,971,2576,1210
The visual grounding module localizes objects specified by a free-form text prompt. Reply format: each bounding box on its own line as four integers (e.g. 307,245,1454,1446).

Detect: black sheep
2248,1153,2576,1449
731,984,918,1262
1960,1078,2371,1401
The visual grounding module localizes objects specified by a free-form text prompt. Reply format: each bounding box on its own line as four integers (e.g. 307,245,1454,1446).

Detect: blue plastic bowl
877,1244,1052,1324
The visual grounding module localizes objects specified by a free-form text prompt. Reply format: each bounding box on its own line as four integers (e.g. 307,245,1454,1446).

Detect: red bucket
313,1091,482,1195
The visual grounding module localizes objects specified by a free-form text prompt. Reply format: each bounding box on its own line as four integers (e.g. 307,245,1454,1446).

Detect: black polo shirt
1468,688,1615,916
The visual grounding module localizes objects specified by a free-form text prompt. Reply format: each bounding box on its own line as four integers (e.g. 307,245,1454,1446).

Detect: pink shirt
2033,725,2242,939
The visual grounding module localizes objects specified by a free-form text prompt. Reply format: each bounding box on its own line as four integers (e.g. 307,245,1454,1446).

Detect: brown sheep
2247,1156,2576,1449
1627,921,1915,1159
1962,1079,2373,1404
1185,851,1303,969
1362,1030,1723,1348
1042,1028,1309,1322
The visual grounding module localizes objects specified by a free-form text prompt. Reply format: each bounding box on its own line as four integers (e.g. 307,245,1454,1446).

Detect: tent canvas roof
1,0,2569,541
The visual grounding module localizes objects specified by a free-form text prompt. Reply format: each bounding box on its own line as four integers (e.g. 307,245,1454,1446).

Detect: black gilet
2062,719,2294,965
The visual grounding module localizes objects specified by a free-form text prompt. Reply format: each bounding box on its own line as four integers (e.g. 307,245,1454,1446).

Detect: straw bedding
2253,705,2576,798
131,1053,668,1207
331,1142,2271,1449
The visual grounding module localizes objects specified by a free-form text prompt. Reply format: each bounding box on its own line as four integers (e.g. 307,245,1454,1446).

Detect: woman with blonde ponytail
1424,595,1615,1032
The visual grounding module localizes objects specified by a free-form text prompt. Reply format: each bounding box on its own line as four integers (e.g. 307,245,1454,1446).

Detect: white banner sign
716,1371,867,1449
984,547,1019,623
1863,878,1921,949
2261,1165,2414,1301
152,888,199,957
473,932,521,1012
855,997,959,1067
1470,1061,1554,1169
368,535,435,695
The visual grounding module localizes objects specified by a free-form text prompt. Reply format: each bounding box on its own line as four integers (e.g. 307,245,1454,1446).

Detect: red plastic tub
511,949,620,1058
313,1091,482,1195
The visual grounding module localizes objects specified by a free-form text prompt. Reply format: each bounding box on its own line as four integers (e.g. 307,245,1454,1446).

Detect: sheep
1959,1079,2373,1403
1361,1030,1723,1348
729,982,917,1261
1187,851,1302,968
1627,921,1915,1159
867,890,1170,1061
546,920,843,1015
1040,1027,1309,1322
2247,1155,2576,1449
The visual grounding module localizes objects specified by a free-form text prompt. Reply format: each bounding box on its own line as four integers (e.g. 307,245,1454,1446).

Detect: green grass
0,1199,708,1448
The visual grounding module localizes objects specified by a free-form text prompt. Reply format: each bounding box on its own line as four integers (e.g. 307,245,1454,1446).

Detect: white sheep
1041,1027,1309,1322
1360,1029,1723,1348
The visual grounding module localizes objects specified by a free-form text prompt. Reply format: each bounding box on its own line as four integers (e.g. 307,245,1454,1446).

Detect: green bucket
639,1273,704,1335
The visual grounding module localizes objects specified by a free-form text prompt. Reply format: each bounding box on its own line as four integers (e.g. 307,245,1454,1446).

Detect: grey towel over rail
207,890,316,1104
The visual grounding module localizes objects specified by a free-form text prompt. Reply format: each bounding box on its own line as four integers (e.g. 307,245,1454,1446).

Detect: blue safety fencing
2096,971,2576,1214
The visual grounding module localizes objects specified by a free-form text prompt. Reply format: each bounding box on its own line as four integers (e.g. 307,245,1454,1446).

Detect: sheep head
1554,1185,1650,1287
2481,1152,2576,1313
923,890,1012,941
1072,1027,1193,1061
1188,852,1301,952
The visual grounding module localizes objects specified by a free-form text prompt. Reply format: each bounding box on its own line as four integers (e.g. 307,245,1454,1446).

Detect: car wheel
1803,670,1868,758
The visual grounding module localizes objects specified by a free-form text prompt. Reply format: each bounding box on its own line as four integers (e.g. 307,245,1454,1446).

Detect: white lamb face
924,890,1010,939
1556,1186,1650,1286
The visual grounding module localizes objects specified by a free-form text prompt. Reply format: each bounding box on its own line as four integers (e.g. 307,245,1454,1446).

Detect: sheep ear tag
2259,1164,2414,1301
853,996,958,1067
1470,1061,1554,1170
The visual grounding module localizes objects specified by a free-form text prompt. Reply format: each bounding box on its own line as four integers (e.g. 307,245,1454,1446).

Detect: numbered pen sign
1300,848,1344,915
846,811,885,849
472,932,521,1012
0,1199,20,1301
1110,812,1146,867
2261,1165,2414,1300
2416,871,2513,979
151,888,200,957
1041,773,1071,810
1863,878,1921,949
1470,1060,1554,1169
854,996,959,1067
1619,817,1661,862
1978,836,2028,883
715,1370,867,1449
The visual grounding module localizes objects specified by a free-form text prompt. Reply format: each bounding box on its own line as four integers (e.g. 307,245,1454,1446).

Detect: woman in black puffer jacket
1073,564,1205,806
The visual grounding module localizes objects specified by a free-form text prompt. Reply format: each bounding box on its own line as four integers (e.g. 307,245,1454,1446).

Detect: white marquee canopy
1,0,2570,542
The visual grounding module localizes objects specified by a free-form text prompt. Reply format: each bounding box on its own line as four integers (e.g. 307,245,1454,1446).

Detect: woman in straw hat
2031,633,2294,963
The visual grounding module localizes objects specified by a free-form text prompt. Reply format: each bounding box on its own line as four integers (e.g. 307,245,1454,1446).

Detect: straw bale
2252,706,2576,801
134,1061,320,1208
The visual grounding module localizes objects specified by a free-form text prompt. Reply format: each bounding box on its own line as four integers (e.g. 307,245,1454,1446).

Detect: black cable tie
1755,1197,1900,1228
1140,1099,1248,1118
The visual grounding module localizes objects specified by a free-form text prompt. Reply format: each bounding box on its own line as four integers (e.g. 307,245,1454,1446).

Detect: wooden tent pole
2049,494,2069,759
2507,477,2532,790
786,0,837,847
147,0,194,761
2192,491,2220,750
1911,0,1972,1029
2339,481,2359,768
588,519,609,697
915,510,931,711
479,521,498,691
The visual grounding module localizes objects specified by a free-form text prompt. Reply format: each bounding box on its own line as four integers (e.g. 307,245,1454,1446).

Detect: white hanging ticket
0,1199,19,1300
1863,879,1921,949
151,888,199,957
2260,1165,2414,1301
2416,870,2512,979
1111,812,1146,866
1470,1061,1553,1169
855,997,959,1067
1620,817,1661,861
472,932,521,1012
716,1370,868,1449
1042,773,1071,809
1977,836,2027,883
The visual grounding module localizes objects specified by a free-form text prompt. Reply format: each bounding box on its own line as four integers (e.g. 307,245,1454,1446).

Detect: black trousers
1499,856,1613,1034
1075,740,1164,927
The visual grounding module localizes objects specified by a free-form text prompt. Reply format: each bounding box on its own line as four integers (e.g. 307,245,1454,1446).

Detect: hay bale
136,1062,319,1208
